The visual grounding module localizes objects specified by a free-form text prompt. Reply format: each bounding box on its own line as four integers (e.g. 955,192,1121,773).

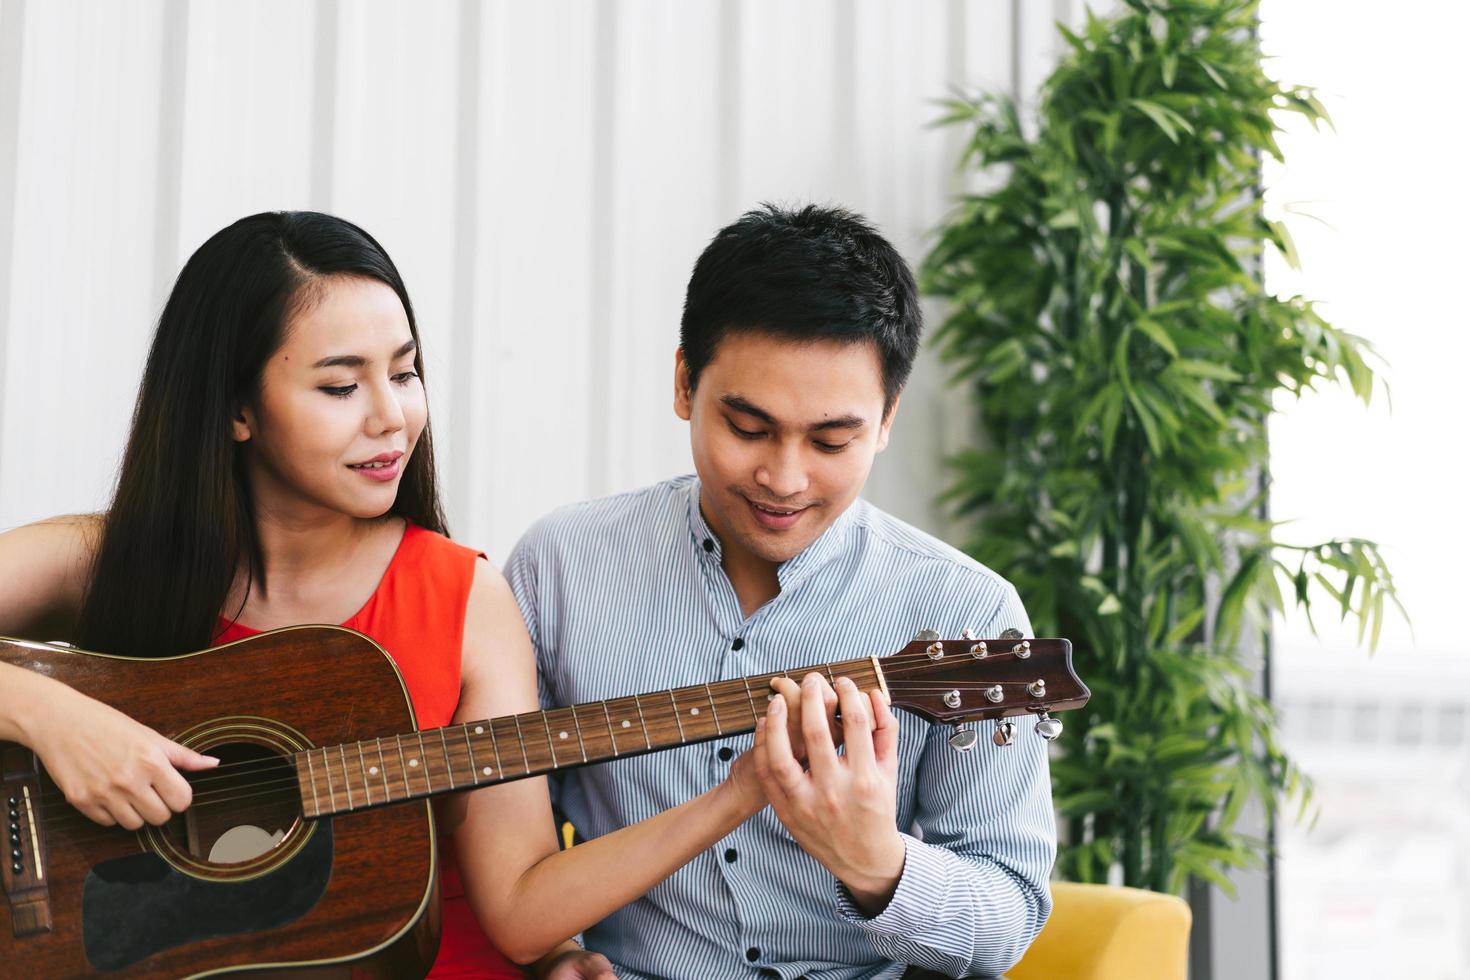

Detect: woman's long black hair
74,211,447,658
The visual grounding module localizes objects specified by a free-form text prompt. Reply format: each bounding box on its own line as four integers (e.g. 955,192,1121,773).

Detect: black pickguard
81,821,333,971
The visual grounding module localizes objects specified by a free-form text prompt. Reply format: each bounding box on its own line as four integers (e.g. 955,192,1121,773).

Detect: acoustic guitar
0,626,1088,978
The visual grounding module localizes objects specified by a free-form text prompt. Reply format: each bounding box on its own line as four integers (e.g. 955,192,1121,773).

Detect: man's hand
754,673,906,916
725,670,842,813
534,945,616,979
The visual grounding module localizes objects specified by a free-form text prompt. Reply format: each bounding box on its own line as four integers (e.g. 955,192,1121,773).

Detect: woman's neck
252,506,373,595
224,473,405,627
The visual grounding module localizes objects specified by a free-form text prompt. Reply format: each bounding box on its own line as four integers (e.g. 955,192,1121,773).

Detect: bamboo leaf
1134,317,1180,357
1130,99,1195,143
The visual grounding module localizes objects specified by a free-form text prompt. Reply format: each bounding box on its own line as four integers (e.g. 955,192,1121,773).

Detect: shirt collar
684,477,859,591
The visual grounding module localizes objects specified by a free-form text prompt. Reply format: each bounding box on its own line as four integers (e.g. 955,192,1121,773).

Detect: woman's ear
230,405,254,443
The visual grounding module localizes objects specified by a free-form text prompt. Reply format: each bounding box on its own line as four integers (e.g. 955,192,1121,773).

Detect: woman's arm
0,516,218,827
442,561,767,965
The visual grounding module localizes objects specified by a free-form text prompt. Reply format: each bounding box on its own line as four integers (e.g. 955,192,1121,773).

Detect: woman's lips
347,453,402,482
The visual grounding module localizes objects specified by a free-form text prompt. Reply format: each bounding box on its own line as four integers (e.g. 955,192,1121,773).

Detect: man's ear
230,404,255,443
875,390,902,453
673,348,693,421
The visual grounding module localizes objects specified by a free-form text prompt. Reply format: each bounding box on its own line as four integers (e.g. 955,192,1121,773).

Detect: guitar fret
338,745,355,810
570,705,589,763
304,751,321,815
541,712,560,769
463,726,481,783
741,677,760,724
439,728,456,790
487,720,505,778
668,690,686,743
601,700,619,757
322,747,340,811
414,732,431,792
395,736,413,797
357,742,372,807
704,683,723,735
375,738,390,800
633,694,652,749
513,714,532,775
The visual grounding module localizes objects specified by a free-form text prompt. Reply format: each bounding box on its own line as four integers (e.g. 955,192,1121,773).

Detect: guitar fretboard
295,656,884,818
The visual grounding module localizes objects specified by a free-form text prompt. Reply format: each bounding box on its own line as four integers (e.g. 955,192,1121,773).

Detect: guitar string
26,647,1061,815
33,700,1065,848
28,658,1052,811
29,663,1059,815
35,703,1057,847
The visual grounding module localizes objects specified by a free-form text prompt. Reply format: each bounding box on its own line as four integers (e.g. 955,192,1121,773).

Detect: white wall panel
327,0,465,537
174,1,319,256
0,0,1066,560
0,0,169,522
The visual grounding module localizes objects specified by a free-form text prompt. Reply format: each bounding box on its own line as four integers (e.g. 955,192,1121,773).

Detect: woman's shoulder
2,513,103,573
0,513,104,636
400,522,488,566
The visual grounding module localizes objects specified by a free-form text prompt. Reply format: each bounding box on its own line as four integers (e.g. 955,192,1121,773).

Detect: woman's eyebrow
312,338,417,370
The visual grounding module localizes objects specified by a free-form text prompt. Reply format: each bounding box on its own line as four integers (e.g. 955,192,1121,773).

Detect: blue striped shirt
506,475,1055,979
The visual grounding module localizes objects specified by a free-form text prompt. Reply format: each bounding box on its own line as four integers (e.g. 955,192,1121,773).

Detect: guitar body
1,626,440,979
0,623,1090,978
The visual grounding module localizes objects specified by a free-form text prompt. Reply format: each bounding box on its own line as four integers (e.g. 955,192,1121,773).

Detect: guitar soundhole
159,741,301,866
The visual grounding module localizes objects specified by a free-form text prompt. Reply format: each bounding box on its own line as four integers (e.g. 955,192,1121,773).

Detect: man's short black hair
679,203,922,413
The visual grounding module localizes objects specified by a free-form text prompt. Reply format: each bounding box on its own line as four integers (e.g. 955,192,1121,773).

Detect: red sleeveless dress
215,523,525,979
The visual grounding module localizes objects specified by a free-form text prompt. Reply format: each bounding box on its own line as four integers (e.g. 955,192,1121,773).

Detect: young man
506,205,1055,980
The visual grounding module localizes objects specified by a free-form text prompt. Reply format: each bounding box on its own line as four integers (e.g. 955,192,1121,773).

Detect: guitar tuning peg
1035,712,1063,742
960,627,976,640
948,725,978,752
999,627,1024,640
992,720,1016,747
914,628,940,642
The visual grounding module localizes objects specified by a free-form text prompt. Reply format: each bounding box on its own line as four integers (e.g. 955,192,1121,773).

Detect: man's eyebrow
312,338,417,370
808,414,866,433
720,395,867,432
720,395,776,425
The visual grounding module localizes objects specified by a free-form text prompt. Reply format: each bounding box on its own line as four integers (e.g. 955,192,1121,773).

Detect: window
1263,3,1470,978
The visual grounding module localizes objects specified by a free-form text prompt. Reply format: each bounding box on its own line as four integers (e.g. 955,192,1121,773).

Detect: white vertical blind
0,0,1073,564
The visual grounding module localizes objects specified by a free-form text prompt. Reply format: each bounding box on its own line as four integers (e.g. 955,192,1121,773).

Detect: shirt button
718,746,734,762
746,947,761,962
703,538,715,552
724,847,738,863
731,638,745,651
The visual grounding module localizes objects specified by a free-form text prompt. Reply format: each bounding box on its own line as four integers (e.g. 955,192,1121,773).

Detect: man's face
675,330,896,566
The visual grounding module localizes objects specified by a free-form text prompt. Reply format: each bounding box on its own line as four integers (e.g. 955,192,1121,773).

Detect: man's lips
743,496,813,531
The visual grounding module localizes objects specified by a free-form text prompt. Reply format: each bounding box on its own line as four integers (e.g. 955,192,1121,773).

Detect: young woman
0,212,767,979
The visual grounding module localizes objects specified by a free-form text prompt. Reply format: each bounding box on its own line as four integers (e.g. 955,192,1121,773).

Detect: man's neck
698,493,781,618
721,545,780,619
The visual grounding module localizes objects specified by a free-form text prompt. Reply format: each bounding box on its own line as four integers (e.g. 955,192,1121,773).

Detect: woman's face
232,274,428,522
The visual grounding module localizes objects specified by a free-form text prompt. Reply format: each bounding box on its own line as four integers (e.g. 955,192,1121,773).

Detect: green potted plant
922,0,1402,893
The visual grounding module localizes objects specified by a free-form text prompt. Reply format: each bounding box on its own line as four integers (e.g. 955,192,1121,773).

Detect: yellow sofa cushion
1007,882,1191,980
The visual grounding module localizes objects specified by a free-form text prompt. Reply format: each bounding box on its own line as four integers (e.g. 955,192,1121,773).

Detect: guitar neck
296,655,886,819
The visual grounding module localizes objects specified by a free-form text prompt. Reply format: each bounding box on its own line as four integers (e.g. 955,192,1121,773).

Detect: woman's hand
533,942,616,979
26,682,218,830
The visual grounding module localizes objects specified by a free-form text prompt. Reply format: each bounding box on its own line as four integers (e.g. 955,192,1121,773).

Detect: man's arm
838,584,1055,977
755,583,1055,977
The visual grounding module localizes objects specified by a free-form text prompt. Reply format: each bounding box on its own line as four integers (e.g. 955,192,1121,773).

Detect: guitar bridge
2,745,52,937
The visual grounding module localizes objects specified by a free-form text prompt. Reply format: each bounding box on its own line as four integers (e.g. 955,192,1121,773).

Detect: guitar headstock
879,631,1089,746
